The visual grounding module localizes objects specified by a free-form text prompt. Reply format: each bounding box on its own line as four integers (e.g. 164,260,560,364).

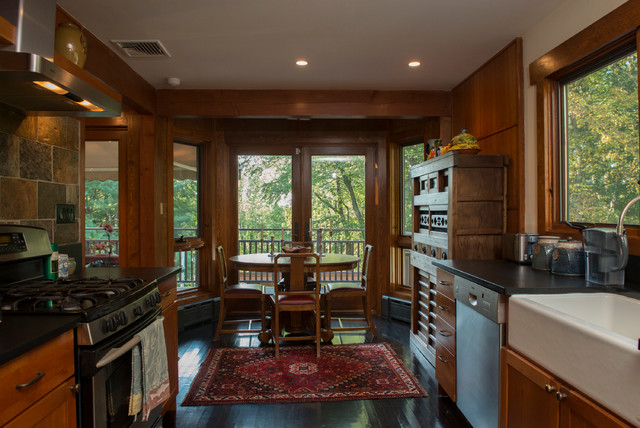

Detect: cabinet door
4,377,76,428
501,347,559,428
162,301,179,414
559,387,631,428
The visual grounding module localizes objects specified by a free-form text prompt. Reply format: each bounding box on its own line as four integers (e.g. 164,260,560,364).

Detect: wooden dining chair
269,253,322,359
279,241,316,289
323,244,377,338
214,246,268,341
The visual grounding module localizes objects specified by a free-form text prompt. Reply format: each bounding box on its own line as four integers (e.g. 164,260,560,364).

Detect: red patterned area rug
182,343,427,405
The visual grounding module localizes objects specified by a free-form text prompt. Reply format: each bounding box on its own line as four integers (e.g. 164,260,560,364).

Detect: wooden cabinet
434,268,456,400
501,347,631,428
158,276,179,414
409,151,506,399
0,331,76,427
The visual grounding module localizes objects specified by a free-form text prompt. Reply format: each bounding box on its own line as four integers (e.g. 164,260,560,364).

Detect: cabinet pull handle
162,291,172,298
438,305,449,312
438,330,452,337
437,355,448,363
544,384,556,393
16,371,45,389
555,391,567,401
70,384,80,394
438,281,451,287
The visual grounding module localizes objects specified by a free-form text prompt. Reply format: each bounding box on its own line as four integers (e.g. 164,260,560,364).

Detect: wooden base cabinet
0,331,76,427
409,152,506,400
158,276,179,414
500,347,631,428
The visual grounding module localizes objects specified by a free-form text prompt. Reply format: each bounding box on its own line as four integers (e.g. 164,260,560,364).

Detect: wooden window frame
530,2,640,254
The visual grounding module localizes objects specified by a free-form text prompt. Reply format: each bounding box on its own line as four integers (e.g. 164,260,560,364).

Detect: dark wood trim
530,1,640,253
0,15,14,47
530,0,640,84
57,6,156,114
157,90,452,118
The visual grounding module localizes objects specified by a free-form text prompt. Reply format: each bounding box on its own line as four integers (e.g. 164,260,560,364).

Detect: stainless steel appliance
455,276,506,428
0,0,121,116
0,225,163,428
502,233,538,264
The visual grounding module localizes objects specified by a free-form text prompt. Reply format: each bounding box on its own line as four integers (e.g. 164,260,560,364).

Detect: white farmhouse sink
508,293,640,426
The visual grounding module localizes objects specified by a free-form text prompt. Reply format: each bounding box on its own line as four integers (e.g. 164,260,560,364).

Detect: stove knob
104,316,117,332
133,305,144,317
117,311,128,326
154,291,162,305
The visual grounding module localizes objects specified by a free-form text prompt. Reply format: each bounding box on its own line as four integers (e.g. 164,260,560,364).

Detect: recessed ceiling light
296,60,309,66
408,61,421,67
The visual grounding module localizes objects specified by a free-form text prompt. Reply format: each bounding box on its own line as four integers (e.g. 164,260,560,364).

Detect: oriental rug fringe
182,343,427,405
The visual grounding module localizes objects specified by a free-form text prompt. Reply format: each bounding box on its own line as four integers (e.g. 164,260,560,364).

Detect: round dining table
228,252,360,274
228,252,360,343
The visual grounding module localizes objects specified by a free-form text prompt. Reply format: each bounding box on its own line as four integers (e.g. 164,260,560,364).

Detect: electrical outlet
56,204,75,224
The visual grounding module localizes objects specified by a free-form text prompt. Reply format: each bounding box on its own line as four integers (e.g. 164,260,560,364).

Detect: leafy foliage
174,179,198,237
403,143,424,234
565,51,639,224
85,180,119,240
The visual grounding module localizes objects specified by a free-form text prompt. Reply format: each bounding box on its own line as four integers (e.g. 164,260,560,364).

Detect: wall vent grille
111,40,170,58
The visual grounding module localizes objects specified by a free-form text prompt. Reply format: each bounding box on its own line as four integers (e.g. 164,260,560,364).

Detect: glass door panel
173,142,200,290
237,155,293,282
85,140,119,267
311,155,366,283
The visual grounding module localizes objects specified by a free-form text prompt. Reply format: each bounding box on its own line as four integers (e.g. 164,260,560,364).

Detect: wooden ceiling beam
157,89,452,118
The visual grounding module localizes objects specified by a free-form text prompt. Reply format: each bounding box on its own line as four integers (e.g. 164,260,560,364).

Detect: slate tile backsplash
0,108,80,246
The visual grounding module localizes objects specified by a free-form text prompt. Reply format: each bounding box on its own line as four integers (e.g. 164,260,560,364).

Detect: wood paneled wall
451,38,525,233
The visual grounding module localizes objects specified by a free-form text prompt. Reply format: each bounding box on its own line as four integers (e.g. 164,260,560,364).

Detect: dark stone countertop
433,259,640,299
0,314,80,366
0,266,181,367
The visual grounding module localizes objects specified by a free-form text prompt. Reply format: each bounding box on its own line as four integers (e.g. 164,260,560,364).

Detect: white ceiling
57,0,566,91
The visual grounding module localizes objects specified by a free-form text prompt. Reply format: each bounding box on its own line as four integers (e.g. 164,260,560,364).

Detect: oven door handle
95,316,165,369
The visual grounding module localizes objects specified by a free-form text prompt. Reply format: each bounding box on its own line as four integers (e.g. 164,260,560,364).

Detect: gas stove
0,225,161,345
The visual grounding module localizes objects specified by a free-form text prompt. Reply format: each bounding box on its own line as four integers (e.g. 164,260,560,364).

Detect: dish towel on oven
129,318,170,421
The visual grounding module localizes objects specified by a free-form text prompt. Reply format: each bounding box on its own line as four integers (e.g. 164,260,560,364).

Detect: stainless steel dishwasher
454,276,506,428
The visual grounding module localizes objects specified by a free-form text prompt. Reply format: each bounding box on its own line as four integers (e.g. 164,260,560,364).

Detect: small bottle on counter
58,253,69,278
46,244,59,280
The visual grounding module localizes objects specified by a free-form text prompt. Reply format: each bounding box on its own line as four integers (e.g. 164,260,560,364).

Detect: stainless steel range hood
0,0,121,117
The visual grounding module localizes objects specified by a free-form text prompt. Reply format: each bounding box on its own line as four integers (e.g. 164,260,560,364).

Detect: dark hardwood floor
164,317,472,428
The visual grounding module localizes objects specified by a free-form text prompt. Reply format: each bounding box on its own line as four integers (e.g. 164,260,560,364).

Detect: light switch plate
56,204,75,224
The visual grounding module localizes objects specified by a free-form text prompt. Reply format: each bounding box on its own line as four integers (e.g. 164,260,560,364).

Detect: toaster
503,233,539,264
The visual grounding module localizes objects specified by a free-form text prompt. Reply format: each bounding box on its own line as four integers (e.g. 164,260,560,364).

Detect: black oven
77,307,163,428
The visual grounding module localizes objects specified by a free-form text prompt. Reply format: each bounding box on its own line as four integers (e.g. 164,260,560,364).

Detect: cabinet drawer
434,314,455,355
435,269,455,300
158,277,177,310
435,292,456,328
435,340,456,401
0,330,75,426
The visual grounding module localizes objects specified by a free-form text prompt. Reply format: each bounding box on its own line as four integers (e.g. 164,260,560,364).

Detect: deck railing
237,227,365,284
85,227,364,288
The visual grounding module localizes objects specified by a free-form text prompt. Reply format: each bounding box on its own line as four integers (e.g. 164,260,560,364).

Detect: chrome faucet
615,195,640,270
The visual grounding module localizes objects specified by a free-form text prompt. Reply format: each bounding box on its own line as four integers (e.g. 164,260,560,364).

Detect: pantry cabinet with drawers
408,151,507,400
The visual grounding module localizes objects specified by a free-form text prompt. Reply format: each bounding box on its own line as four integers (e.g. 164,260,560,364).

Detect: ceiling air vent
111,40,170,58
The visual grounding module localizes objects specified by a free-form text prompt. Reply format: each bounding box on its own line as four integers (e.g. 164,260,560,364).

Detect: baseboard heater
381,296,411,323
177,298,220,332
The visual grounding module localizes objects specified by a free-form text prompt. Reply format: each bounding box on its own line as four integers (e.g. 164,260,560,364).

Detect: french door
236,146,373,282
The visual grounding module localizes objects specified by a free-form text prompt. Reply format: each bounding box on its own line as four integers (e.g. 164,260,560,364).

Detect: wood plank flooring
163,317,472,428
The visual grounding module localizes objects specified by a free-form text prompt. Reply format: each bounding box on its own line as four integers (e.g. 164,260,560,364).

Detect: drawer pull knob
438,330,452,337
437,355,448,363
70,384,80,394
544,384,556,393
438,280,451,287
16,371,45,389
163,291,172,298
555,391,567,401
438,305,449,312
